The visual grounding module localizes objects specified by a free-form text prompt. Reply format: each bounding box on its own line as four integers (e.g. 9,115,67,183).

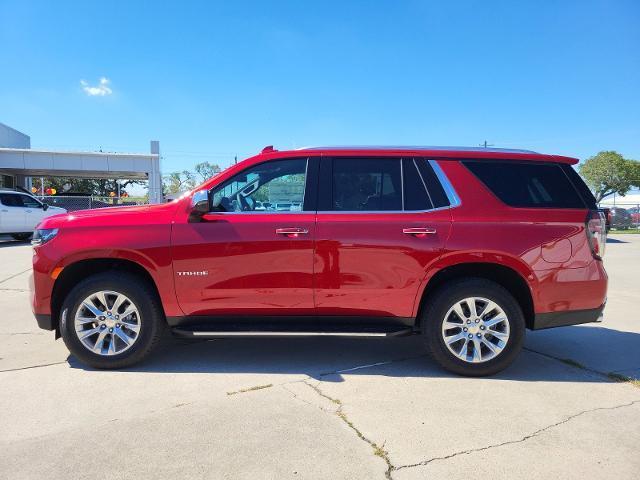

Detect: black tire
11,233,32,241
421,278,525,376
59,272,166,369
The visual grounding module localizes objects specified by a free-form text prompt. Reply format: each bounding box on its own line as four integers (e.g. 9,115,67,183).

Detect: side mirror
42,203,49,211
189,190,210,222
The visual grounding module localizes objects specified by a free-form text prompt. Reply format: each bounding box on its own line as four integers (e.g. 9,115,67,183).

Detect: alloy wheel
441,296,510,363
74,290,142,356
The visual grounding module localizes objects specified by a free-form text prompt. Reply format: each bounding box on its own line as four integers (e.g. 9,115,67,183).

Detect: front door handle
275,227,309,238
402,227,437,237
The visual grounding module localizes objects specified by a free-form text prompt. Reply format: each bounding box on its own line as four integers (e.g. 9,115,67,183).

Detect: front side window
20,195,42,208
211,158,307,212
332,158,402,211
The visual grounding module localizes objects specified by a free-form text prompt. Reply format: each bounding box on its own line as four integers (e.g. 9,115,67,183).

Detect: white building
0,122,162,203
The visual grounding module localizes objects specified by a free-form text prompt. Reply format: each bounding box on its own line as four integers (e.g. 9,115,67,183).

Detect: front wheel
422,278,525,376
60,272,166,369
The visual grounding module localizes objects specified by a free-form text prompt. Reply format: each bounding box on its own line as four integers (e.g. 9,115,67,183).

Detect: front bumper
531,304,605,330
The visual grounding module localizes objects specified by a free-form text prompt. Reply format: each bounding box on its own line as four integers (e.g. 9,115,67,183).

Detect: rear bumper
531,304,605,330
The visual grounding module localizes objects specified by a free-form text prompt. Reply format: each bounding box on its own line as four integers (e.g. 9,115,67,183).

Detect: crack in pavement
0,332,44,336
524,347,640,389
0,269,31,285
0,361,68,373
303,380,396,480
394,399,640,472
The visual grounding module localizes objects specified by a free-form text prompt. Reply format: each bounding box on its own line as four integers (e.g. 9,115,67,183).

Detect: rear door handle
275,227,309,238
402,227,437,237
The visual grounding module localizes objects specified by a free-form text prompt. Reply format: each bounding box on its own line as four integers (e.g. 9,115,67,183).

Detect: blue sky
1,0,639,175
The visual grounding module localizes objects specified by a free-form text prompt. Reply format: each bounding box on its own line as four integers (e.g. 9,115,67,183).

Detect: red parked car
30,146,607,376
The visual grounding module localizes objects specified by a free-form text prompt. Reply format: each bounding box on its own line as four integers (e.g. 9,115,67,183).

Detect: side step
171,325,415,339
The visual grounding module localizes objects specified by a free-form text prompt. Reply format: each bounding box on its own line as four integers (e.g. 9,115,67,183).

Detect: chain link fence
36,196,148,212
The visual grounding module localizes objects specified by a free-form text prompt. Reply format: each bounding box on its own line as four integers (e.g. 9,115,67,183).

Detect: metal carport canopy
0,145,162,202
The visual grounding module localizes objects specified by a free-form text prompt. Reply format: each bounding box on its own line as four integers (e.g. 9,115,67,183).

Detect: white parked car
0,190,67,241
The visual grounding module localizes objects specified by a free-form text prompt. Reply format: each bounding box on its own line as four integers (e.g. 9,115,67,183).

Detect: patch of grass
373,442,389,459
609,228,640,234
560,358,586,370
607,373,640,388
227,383,273,396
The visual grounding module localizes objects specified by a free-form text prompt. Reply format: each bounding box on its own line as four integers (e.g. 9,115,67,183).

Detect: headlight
32,228,59,246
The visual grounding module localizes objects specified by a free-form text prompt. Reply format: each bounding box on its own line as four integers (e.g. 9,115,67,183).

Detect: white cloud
80,77,113,96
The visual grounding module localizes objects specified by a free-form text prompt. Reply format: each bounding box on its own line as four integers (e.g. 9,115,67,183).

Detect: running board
171,327,415,339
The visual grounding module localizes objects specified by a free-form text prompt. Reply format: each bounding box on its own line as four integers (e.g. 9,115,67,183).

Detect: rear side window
332,158,402,211
403,159,433,210
463,161,587,209
416,159,450,208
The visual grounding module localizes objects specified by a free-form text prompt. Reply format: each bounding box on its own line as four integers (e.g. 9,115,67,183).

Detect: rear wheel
59,272,166,369
11,233,32,241
422,278,525,376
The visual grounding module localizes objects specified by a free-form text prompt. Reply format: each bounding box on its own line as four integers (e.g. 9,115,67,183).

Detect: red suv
30,146,607,376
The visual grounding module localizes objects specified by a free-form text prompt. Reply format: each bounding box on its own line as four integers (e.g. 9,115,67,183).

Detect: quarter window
210,158,307,212
464,161,586,208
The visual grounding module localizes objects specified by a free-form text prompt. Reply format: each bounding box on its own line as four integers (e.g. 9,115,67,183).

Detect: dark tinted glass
402,159,433,210
463,161,586,208
416,159,450,208
332,158,401,211
560,165,597,209
0,193,24,207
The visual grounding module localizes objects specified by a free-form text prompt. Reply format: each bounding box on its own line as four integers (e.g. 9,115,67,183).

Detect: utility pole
480,140,494,148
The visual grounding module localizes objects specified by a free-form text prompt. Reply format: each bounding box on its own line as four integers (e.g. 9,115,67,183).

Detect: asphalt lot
1,234,639,479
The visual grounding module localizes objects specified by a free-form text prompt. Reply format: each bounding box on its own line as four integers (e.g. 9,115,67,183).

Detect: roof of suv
257,145,579,165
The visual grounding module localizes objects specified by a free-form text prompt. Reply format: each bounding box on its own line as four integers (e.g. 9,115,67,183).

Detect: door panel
172,213,315,315
0,193,26,232
21,194,47,230
171,156,317,317
315,211,451,318
314,156,453,319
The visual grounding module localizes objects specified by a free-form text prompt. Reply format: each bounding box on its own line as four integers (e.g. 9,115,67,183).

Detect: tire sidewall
60,274,161,368
424,279,525,376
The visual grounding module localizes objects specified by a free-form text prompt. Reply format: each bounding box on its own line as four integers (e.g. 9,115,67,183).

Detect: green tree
163,170,196,194
579,151,640,202
194,161,222,183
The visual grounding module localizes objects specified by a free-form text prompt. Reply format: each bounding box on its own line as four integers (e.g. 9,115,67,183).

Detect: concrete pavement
1,234,639,479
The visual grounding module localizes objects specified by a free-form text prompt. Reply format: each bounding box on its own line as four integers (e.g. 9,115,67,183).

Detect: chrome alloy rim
74,290,141,356
441,297,510,363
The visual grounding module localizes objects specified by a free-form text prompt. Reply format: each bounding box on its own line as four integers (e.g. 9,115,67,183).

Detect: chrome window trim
205,210,310,215
428,159,461,207
316,205,453,215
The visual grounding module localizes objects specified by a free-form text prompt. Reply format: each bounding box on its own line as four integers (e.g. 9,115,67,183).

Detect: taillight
586,210,606,259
